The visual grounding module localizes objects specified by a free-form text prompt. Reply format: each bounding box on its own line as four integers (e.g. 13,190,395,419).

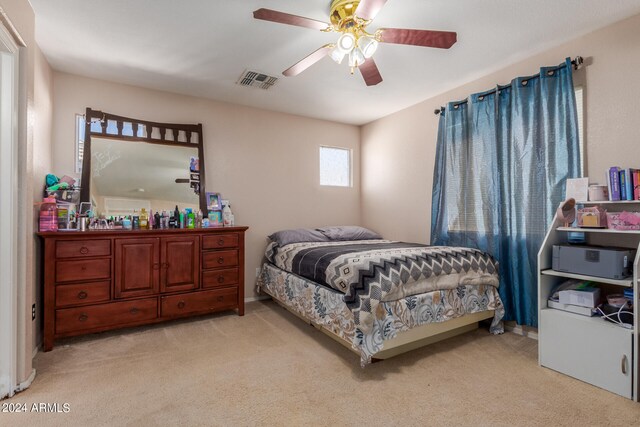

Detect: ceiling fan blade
359,58,383,86
379,28,457,49
253,8,330,31
283,45,333,77
355,0,389,21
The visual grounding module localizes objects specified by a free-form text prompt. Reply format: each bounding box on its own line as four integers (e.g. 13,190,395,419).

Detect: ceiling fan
253,0,457,86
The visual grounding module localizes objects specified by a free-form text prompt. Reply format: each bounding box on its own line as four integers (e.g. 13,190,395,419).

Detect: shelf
577,200,640,205
541,307,634,334
556,226,640,235
541,269,633,287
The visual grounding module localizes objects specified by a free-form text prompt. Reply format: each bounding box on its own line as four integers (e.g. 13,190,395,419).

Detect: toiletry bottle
222,203,231,227
39,196,58,232
154,211,161,229
140,208,149,229
132,210,140,230
123,216,132,230
174,206,180,228
196,210,203,228
179,211,185,229
186,208,195,229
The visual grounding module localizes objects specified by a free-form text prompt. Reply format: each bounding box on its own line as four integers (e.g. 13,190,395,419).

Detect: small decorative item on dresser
206,192,222,210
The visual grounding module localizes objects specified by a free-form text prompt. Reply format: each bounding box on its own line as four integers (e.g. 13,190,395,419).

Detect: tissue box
606,211,640,230
559,288,600,308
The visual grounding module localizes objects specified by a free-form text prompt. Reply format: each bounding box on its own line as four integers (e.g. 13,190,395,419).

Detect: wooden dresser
38,226,248,351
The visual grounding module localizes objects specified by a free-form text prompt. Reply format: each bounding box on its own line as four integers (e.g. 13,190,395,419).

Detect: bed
256,227,504,365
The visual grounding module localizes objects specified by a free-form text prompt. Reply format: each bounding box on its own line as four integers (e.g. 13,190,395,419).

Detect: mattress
264,240,501,334
257,263,504,365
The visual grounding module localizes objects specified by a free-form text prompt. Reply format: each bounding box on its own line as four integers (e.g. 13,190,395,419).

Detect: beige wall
51,72,361,299
1,0,52,382
361,13,640,244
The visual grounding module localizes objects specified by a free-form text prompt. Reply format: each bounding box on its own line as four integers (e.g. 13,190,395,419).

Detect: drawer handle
162,263,170,269
79,247,89,254
177,301,186,309
217,257,225,264
81,266,87,271
153,263,160,270
217,296,224,302
78,313,88,322
77,291,88,300
130,308,139,315
622,355,628,375
217,276,225,283
218,239,225,246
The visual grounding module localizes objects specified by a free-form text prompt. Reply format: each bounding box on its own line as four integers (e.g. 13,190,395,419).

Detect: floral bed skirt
257,263,504,366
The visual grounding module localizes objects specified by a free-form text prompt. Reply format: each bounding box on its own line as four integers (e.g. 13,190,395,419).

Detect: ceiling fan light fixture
337,32,356,52
348,47,365,68
357,35,378,58
329,47,347,64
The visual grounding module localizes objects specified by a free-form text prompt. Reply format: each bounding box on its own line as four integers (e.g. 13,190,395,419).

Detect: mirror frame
80,108,208,216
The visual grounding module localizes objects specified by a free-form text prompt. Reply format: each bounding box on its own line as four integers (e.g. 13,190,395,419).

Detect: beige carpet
3,300,639,426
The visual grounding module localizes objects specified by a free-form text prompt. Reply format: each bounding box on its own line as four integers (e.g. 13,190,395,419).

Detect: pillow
268,228,330,246
317,225,382,241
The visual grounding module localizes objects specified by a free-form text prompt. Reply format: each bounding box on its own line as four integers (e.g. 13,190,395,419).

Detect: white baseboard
15,369,35,393
504,321,538,340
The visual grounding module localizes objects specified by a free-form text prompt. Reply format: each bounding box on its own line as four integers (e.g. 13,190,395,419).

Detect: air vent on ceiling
236,70,278,90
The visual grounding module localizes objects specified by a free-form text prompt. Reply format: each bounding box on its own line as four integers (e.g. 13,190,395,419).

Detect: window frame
319,145,352,188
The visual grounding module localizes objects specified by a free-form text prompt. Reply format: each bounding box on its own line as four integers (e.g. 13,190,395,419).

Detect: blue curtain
431,58,580,327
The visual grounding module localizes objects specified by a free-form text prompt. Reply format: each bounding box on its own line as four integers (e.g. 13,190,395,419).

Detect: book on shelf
604,167,640,201
623,168,635,201
608,166,621,201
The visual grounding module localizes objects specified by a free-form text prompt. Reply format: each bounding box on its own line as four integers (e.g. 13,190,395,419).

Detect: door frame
0,20,20,398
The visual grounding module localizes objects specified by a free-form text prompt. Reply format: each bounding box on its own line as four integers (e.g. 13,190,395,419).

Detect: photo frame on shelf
208,210,222,224
206,192,222,210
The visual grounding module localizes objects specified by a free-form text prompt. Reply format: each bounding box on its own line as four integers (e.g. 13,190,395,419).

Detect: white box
558,288,600,308
547,300,596,316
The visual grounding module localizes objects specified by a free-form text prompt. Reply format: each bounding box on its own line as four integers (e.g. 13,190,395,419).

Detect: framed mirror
80,108,208,216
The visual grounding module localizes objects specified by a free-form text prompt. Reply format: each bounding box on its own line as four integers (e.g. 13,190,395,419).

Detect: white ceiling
30,0,640,125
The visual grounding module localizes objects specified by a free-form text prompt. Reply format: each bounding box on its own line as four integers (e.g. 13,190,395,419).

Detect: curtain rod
433,56,584,115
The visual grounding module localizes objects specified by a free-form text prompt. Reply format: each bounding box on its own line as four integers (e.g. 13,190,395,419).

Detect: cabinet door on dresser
160,235,200,293
115,238,160,298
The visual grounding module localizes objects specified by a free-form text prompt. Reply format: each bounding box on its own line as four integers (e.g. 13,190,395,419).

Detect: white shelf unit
538,201,640,401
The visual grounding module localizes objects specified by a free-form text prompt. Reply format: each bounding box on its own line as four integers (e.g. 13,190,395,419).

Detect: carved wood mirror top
80,108,207,216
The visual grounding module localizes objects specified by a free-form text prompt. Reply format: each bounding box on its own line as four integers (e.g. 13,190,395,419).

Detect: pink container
606,211,640,230
39,197,58,232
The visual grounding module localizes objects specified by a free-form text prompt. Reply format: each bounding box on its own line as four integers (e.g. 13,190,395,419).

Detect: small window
319,146,351,187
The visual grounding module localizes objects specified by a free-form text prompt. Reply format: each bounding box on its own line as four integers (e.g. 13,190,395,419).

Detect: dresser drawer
202,250,238,269
202,234,238,249
55,298,157,334
202,268,239,289
161,287,238,317
56,239,111,259
56,258,111,283
56,281,111,307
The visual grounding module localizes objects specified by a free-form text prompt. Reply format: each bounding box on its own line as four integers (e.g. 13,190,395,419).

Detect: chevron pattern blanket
266,240,500,333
